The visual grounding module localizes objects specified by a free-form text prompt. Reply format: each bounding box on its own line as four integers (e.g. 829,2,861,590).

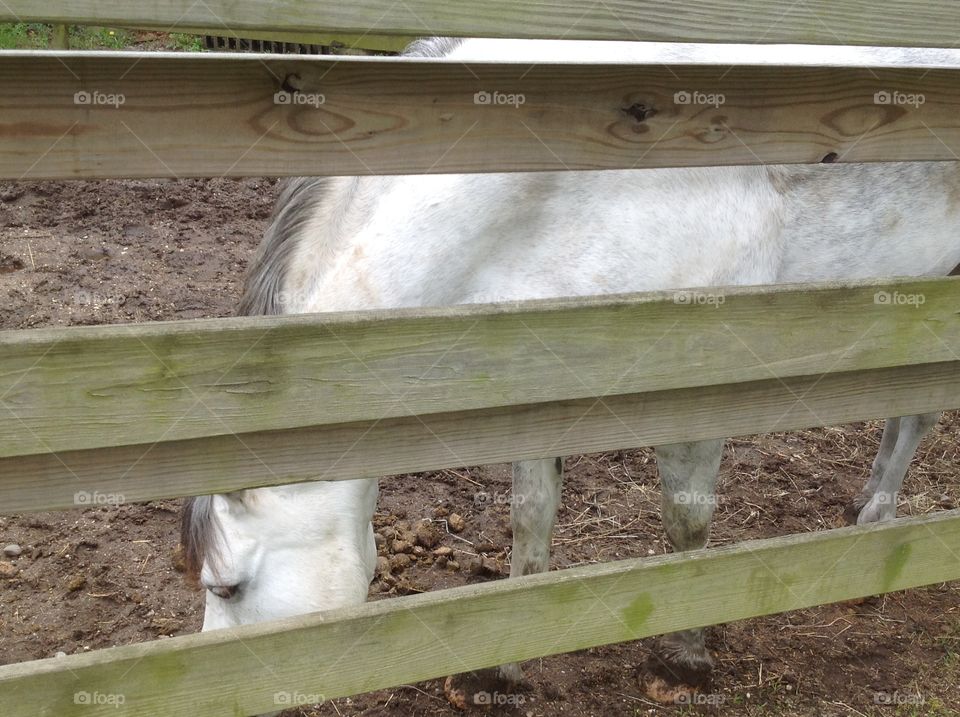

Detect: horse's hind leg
847,417,900,522
498,457,564,683
855,412,939,524
863,419,902,498
646,439,723,702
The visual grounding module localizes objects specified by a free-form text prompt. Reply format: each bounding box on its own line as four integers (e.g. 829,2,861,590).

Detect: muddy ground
1,179,958,717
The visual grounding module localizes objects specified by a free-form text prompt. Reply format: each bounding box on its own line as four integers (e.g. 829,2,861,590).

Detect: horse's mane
180,36,463,585
402,37,463,58
180,494,216,583
235,36,464,318
236,177,332,316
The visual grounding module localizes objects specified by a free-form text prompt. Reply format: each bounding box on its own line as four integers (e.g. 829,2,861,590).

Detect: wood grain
2,510,958,715
3,52,960,178
4,0,960,46
3,360,960,514
2,278,959,460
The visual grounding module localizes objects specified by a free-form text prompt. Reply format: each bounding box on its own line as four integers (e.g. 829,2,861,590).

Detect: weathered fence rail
2,2,960,716
2,511,959,717
3,278,959,459
5,358,960,515
2,277,960,515
2,50,960,178
3,0,960,46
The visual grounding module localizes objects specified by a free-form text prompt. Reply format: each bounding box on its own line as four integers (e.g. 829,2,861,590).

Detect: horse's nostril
208,584,240,599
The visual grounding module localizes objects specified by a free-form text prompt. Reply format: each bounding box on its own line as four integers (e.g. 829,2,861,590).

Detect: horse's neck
283,176,381,311
265,478,379,579
272,477,378,535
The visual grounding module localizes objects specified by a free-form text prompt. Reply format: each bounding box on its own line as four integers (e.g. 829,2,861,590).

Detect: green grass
69,26,132,50
894,697,949,716
0,23,204,51
0,22,49,49
167,33,203,51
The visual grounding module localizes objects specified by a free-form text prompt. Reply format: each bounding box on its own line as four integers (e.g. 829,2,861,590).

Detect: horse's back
266,37,960,315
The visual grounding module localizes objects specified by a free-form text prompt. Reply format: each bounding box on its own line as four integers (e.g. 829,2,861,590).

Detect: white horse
181,37,960,706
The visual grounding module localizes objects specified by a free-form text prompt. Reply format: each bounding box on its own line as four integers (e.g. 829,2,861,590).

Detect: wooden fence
2,2,960,715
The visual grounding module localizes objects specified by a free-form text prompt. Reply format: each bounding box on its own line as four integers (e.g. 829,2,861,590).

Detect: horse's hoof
443,668,528,711
857,493,898,525
644,674,702,705
644,641,712,704
844,491,872,525
842,502,862,526
846,490,898,526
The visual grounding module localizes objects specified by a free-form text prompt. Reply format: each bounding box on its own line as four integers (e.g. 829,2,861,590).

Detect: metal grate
202,35,325,54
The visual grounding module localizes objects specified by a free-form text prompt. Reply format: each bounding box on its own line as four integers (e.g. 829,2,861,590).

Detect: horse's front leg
443,457,563,708
854,412,939,524
646,439,723,702
498,457,564,683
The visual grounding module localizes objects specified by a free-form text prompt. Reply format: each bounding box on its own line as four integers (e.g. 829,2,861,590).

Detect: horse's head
181,479,378,629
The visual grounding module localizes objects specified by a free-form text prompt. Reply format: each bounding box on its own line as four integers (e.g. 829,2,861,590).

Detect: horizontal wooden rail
2,277,959,461
4,0,960,46
4,360,960,513
3,51,960,178
2,510,958,716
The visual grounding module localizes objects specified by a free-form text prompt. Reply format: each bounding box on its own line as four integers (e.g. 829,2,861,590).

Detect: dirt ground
1,178,959,717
